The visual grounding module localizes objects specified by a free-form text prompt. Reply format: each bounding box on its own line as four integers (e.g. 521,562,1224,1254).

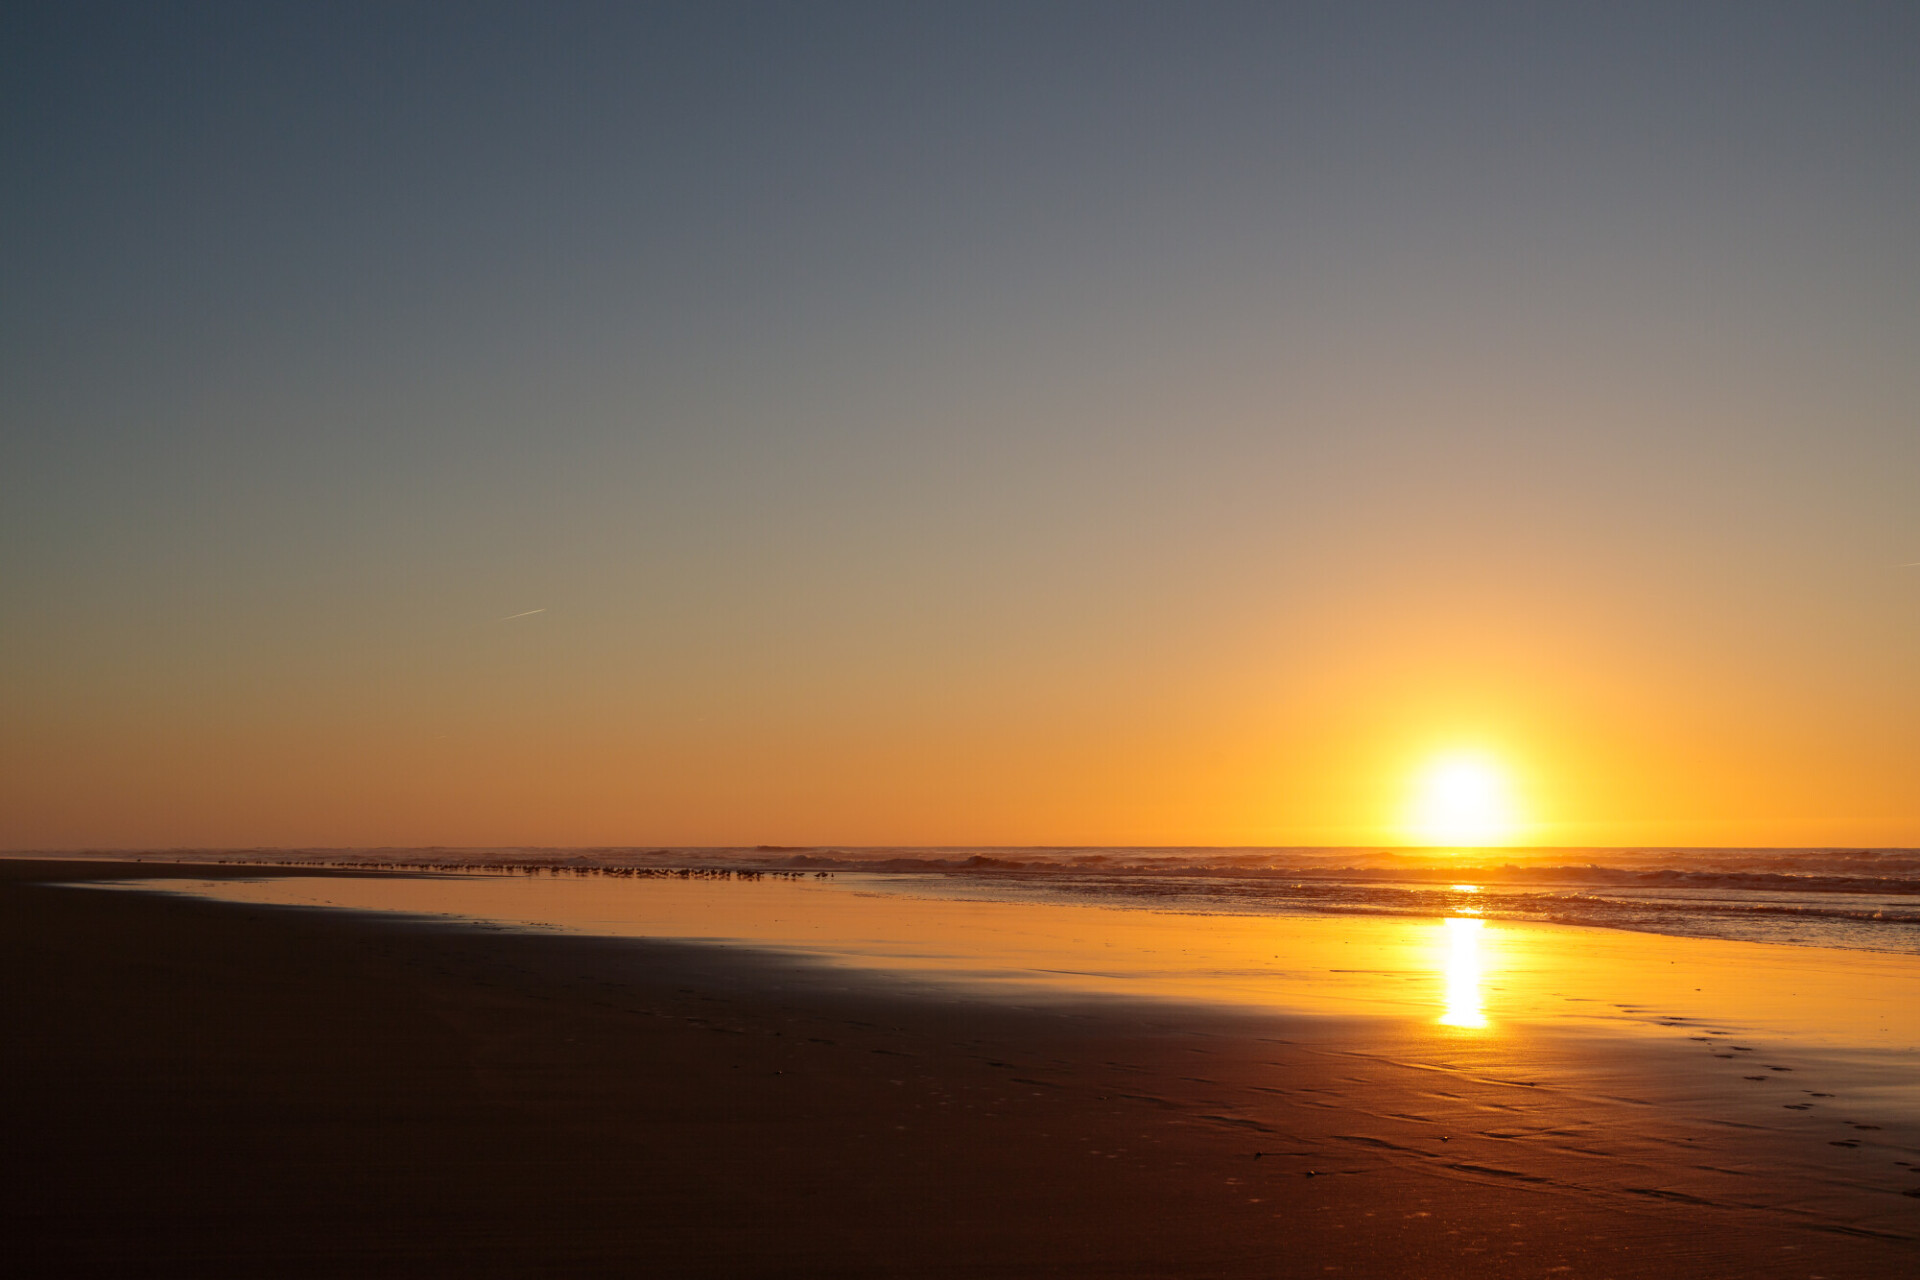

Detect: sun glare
1408,753,1518,847
1438,916,1488,1029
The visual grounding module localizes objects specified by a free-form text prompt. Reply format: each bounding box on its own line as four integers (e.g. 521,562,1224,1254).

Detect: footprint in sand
1743,1076,1767,1081
1784,1103,1814,1110
1768,1066,1793,1072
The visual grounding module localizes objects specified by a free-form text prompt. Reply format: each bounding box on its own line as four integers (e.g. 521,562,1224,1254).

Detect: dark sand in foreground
5,859,1915,1277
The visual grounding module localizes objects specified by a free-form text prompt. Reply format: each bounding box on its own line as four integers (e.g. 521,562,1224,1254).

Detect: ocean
55,844,1920,956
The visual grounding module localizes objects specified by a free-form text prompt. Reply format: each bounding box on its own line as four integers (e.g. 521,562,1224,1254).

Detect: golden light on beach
1407,753,1519,847
1438,916,1488,1029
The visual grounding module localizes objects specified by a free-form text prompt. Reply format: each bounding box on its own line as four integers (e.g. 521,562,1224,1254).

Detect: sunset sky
4,2,1916,849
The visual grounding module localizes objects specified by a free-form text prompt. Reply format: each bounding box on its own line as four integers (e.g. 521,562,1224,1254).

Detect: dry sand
4,858,1916,1277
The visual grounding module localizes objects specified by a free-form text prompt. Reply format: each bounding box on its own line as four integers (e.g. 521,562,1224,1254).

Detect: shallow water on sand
90,871,1920,1057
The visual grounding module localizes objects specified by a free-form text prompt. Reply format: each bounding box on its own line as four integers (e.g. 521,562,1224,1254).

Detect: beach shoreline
5,858,1916,1277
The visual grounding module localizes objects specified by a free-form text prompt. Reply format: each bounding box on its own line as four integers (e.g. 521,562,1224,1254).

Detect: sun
1407,752,1518,847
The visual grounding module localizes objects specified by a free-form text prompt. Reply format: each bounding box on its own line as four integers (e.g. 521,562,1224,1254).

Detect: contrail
497,608,547,621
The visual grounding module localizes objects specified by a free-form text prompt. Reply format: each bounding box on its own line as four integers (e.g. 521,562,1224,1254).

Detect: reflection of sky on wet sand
83,873,1920,1054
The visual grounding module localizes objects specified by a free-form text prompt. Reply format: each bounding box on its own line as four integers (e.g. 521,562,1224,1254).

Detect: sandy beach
5,858,1918,1277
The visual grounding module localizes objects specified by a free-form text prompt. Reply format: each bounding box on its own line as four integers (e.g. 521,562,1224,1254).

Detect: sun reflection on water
1449,883,1484,915
1439,916,1488,1029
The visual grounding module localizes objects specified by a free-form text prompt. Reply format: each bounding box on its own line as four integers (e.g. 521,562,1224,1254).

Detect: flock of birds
236,860,832,881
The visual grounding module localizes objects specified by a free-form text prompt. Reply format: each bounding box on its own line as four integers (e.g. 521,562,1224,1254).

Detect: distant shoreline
24,842,1920,957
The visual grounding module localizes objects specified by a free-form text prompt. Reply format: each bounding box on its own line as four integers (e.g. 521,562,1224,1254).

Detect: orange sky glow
4,6,1915,850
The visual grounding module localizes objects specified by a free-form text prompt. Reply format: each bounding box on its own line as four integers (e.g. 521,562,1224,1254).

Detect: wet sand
5,858,1917,1277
